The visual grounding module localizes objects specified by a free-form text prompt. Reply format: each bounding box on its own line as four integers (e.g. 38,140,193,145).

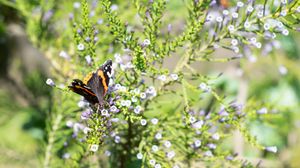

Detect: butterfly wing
87,60,112,105
68,79,98,104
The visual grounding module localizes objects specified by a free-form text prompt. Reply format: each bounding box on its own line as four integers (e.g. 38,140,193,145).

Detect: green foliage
0,0,300,167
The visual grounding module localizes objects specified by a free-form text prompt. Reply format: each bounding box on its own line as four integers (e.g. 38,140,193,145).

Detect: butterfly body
68,60,112,105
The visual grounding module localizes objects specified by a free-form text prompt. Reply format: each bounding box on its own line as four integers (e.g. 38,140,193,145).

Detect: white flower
110,106,118,112
73,2,81,9
281,0,287,4
297,6,300,13
278,65,288,75
83,127,91,134
134,105,142,114
207,143,217,149
212,133,220,140
237,1,244,7
167,151,176,159
257,107,268,114
59,51,70,59
280,10,287,16
231,39,238,46
120,86,127,92
282,29,289,36
263,23,270,30
101,109,109,116
66,120,73,127
140,92,147,99
228,25,235,32
250,37,257,43
222,10,229,16
77,43,85,51
233,46,239,53
125,100,131,107
247,6,254,12
141,119,147,126
85,55,92,65
152,145,159,152
164,141,172,148
77,100,87,108
194,140,201,147
257,11,264,18
149,159,156,165
155,133,162,140
137,153,143,159
155,164,161,168
114,136,121,143
143,39,151,46
216,16,223,23
114,53,122,63
133,88,141,95
158,75,167,81
97,19,103,24
276,21,283,28
192,120,204,129
244,21,251,28
151,118,158,125
189,116,196,124
90,144,99,152
206,14,214,21
62,153,70,159
111,4,118,11
111,118,119,122
265,146,277,153
105,150,111,156
255,42,262,49
248,55,257,63
170,73,179,80
232,12,239,19
199,82,207,90
204,150,213,157
120,100,127,106
46,78,55,87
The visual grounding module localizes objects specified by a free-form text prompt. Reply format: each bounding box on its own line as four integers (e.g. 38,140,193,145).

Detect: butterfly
68,60,112,106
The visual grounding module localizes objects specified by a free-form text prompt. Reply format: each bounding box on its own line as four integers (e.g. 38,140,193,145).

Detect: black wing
68,79,98,104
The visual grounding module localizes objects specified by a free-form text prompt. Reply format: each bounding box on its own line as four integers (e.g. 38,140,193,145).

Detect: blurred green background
0,0,300,167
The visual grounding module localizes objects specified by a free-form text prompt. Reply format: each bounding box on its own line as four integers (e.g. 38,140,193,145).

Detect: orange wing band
97,70,108,95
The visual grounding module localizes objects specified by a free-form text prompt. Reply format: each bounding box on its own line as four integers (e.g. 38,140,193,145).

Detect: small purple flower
62,153,70,159
81,110,92,120
141,119,147,126
164,140,172,148
90,144,99,152
152,145,159,152
212,133,220,140
149,159,156,166
207,143,216,149
151,118,158,125
114,136,121,143
73,2,81,8
265,146,277,153
192,120,204,129
257,107,268,114
101,109,109,116
134,106,142,114
137,153,143,159
194,139,201,147
77,43,85,51
46,78,55,87
105,150,111,156
155,133,162,140
110,105,119,113
167,151,176,159
204,150,213,157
